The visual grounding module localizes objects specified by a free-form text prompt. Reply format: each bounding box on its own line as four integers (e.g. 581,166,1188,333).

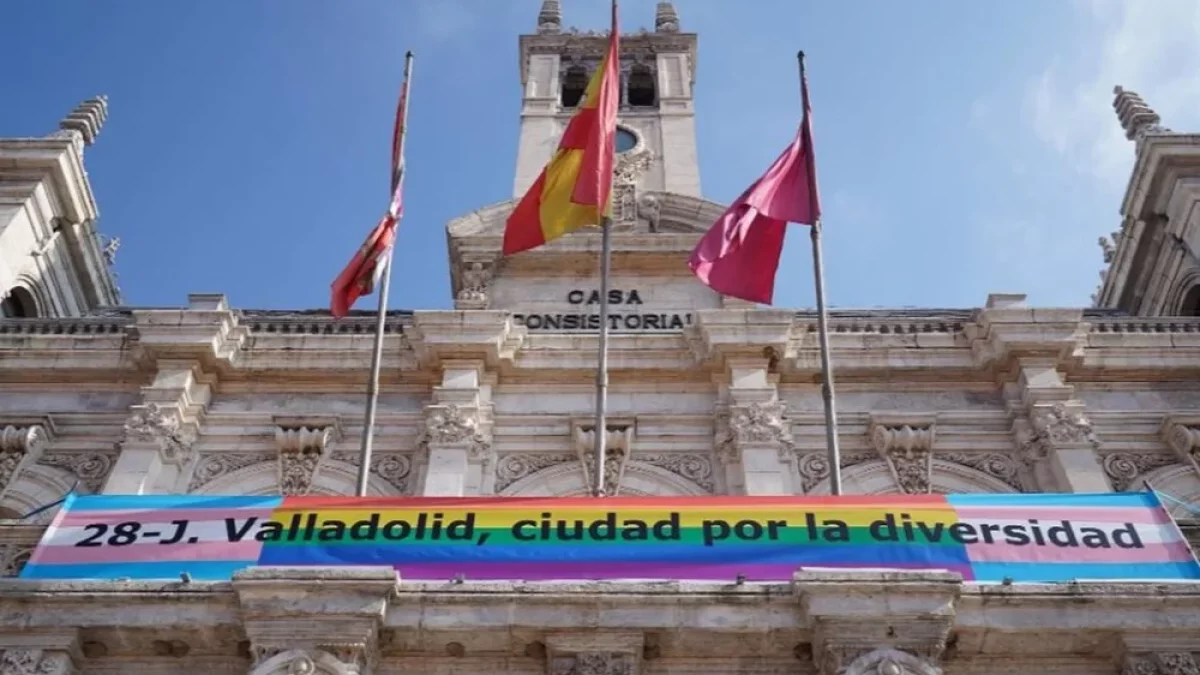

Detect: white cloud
1024,0,1200,192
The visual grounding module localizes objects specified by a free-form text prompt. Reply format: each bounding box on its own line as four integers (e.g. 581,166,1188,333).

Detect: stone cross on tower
1112,86,1168,145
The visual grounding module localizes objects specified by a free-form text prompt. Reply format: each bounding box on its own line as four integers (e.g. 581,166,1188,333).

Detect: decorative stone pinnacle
1112,85,1168,142
537,0,562,33
655,1,680,32
58,95,109,146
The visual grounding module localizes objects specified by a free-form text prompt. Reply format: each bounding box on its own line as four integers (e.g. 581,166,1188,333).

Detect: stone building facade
1,2,1200,674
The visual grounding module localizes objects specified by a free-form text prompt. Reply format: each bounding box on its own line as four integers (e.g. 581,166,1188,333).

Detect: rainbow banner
20,492,1200,583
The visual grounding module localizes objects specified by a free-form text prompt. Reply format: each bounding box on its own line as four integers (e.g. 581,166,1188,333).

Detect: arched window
560,65,589,108
627,64,656,107
0,287,37,318
1181,285,1200,317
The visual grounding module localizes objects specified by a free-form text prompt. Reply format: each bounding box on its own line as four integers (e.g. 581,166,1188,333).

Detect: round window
615,127,638,154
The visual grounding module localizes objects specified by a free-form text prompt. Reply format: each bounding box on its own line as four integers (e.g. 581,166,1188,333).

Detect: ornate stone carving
938,452,1023,491
424,405,480,445
1112,86,1171,143
251,646,368,675
871,424,934,495
575,426,633,496
1031,403,1098,446
728,401,792,446
637,452,714,492
537,0,561,34
655,1,680,32
1165,423,1200,466
635,193,661,232
0,648,74,675
551,652,636,675
614,148,654,186
1,545,32,578
1102,452,1182,491
0,424,48,492
38,451,119,494
839,647,942,675
276,426,335,497
796,451,876,492
328,451,414,494
122,404,196,464
1124,652,1200,675
455,261,494,310
493,452,574,493
187,452,274,493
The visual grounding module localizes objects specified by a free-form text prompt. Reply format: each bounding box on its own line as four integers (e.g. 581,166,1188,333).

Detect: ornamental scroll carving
0,648,75,675
38,451,119,494
1021,403,1098,466
870,423,935,495
1102,452,1182,492
494,453,575,493
833,647,942,675
938,452,1024,492
328,450,414,494
187,452,275,493
276,426,335,497
250,646,367,675
637,452,715,493
550,652,637,675
421,405,491,460
1123,652,1200,675
0,424,48,493
123,403,196,464
455,261,495,310
796,451,876,493
729,401,793,446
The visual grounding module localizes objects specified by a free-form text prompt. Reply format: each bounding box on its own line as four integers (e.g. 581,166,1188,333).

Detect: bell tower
513,1,701,216
1095,86,1200,316
0,97,121,318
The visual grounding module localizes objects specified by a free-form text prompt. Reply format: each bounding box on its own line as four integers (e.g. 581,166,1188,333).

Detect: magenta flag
689,74,821,305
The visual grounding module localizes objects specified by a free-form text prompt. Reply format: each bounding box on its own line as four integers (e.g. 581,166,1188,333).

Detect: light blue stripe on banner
947,493,1159,508
20,560,253,581
971,560,1200,583
65,495,284,511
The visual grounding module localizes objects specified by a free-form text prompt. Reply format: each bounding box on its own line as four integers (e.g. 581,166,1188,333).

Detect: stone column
544,632,644,675
716,357,795,495
418,360,494,496
0,629,81,675
234,567,397,675
795,570,961,675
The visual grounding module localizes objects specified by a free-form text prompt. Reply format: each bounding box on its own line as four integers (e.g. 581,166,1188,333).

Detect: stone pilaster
418,360,494,496
234,567,397,675
795,570,961,675
869,414,936,495
0,419,51,499
544,632,644,675
968,293,1109,493
0,629,81,675
713,357,795,495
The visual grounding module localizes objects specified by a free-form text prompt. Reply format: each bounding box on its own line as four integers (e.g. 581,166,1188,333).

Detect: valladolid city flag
688,57,822,305
502,3,620,255
330,73,410,318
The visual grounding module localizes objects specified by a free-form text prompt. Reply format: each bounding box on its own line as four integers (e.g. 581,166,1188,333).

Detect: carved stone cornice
573,423,634,496
407,310,524,369
869,415,935,495
121,403,198,466
0,629,81,675
130,294,247,369
689,309,795,367
966,296,1087,369
0,419,52,494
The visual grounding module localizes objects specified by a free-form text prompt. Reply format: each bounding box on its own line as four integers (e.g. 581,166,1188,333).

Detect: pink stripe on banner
56,508,277,527
953,506,1173,524
31,540,262,565
965,539,1195,564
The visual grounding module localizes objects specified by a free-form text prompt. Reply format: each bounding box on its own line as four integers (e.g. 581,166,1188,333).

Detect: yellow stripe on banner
537,148,600,242
273,507,958,529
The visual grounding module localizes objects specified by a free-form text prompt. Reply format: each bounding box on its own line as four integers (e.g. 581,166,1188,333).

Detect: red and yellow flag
503,2,620,256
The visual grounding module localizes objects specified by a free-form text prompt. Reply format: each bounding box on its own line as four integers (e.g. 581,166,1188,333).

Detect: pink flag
689,75,821,305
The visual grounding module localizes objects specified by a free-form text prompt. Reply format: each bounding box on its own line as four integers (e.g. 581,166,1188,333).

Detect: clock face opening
615,127,638,154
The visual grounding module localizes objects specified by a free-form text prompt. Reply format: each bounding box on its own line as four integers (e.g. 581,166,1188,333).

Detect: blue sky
3,0,1196,311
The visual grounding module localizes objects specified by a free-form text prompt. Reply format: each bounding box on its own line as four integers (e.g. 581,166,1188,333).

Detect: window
0,287,36,318
627,64,656,107
615,127,638,154
561,66,588,108
1182,285,1200,317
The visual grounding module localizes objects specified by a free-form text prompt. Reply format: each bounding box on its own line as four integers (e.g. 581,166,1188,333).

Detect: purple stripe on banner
31,540,262,565
385,560,977,582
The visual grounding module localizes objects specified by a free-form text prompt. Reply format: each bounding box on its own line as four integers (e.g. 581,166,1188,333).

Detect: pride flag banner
20,492,1200,583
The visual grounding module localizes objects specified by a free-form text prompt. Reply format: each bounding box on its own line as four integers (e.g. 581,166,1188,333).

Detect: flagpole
356,51,414,498
591,0,619,498
798,51,843,496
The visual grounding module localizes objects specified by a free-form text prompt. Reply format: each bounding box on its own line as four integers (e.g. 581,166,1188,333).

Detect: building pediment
447,191,728,311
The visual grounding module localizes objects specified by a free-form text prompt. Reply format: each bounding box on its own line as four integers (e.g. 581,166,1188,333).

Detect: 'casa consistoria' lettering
518,288,690,332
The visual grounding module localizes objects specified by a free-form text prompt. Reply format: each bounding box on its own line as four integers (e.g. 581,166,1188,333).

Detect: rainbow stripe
20,493,1200,583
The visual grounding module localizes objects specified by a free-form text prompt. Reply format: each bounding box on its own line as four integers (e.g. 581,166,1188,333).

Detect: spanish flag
503,1,620,256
